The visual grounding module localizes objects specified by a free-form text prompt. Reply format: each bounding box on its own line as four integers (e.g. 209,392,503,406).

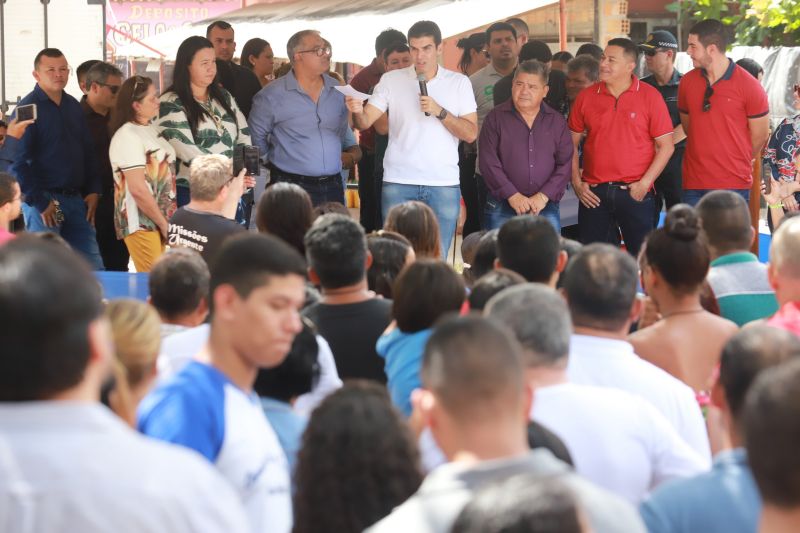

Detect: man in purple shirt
479,60,573,231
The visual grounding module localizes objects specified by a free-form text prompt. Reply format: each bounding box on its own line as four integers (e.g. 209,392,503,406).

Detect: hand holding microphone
417,74,430,116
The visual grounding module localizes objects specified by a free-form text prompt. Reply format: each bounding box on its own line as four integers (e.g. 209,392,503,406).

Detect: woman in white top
109,75,177,272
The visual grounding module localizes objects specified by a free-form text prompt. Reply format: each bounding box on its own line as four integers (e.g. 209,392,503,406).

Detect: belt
48,187,82,196
589,181,634,190
268,164,340,185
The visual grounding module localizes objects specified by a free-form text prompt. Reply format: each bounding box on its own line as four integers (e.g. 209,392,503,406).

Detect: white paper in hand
334,85,371,100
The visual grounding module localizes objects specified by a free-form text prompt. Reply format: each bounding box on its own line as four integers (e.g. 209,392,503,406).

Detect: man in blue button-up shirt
249,30,348,206
12,48,104,269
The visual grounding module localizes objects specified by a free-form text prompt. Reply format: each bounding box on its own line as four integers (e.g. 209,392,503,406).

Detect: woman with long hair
384,200,442,259
293,382,422,533
157,36,251,208
108,75,177,271
241,38,275,88
255,182,313,255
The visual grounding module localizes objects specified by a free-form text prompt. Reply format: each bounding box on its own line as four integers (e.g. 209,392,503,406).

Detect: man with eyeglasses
249,30,349,206
678,19,770,206
639,31,685,224
81,62,129,271
11,48,105,269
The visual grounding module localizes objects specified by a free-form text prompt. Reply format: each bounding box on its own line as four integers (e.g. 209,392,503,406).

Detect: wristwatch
437,108,448,120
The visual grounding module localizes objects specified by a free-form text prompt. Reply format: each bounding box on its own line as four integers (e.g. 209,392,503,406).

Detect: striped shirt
707,252,778,326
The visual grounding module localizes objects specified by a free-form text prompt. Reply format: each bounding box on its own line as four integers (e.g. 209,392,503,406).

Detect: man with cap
639,31,685,223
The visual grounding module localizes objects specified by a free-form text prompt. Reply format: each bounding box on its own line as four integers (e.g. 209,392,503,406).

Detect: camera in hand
233,144,260,176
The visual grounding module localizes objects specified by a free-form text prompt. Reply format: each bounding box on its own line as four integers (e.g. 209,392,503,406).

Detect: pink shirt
0,228,15,246
767,302,800,337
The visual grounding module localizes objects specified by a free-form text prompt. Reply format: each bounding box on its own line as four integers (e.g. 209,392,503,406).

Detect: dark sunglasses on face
643,49,659,57
96,82,121,95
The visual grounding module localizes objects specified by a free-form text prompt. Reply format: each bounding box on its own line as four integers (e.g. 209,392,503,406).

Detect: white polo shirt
532,382,709,504
567,335,711,461
368,65,476,187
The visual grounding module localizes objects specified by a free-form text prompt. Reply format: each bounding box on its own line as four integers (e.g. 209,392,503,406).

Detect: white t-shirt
567,335,711,461
532,382,708,504
368,65,477,187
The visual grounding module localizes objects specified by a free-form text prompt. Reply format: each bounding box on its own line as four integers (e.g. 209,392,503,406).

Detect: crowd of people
1,11,800,533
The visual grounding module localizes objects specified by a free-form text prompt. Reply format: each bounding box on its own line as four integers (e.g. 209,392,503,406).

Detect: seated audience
0,172,21,245
366,231,414,299
148,248,210,339
469,229,499,281
744,356,800,533
766,217,800,334
452,475,587,533
460,229,485,285
139,234,307,533
641,325,800,532
557,237,583,288
496,215,567,285
168,154,247,264
487,284,707,504
103,299,161,427
256,182,314,255
563,244,711,460
293,382,422,533
368,315,646,533
303,214,393,383
384,201,442,259
312,200,350,219
630,206,738,391
696,190,778,325
468,268,525,311
377,260,465,416
254,318,320,472
0,236,248,532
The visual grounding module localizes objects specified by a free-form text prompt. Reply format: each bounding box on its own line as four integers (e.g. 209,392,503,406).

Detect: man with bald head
766,217,800,334
367,314,645,533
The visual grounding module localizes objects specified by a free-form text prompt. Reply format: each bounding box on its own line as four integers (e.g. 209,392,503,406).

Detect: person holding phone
0,117,35,172
764,83,800,228
108,75,177,272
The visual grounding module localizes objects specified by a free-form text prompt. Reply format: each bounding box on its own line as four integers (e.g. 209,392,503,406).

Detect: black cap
639,30,678,50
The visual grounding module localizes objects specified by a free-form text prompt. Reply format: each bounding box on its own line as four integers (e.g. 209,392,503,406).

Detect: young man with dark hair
82,62,129,271
568,38,674,257
487,285,707,504
563,244,710,459
696,190,778,325
679,19,770,206
206,20,261,118
148,247,210,338
744,357,800,532
302,213,393,382
347,20,478,259
367,315,646,533
0,236,248,532
350,28,408,232
0,172,22,244
642,326,800,533
13,48,104,269
139,233,307,533
496,214,567,285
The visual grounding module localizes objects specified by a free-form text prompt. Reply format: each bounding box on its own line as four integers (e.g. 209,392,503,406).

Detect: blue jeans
22,193,105,270
382,182,461,259
578,183,655,258
271,172,344,207
682,188,750,207
483,191,561,233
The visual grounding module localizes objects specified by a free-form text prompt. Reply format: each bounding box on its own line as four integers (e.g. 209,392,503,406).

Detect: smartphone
233,144,260,176
762,169,772,195
16,103,37,122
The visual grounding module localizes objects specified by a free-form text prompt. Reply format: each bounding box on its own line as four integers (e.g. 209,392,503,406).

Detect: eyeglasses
96,82,121,95
297,46,332,57
702,84,714,112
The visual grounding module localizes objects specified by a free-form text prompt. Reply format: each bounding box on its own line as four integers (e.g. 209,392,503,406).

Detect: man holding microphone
346,20,477,259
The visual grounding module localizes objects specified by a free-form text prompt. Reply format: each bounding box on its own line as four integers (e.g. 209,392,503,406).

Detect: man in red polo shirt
568,38,674,256
350,28,407,232
678,19,770,206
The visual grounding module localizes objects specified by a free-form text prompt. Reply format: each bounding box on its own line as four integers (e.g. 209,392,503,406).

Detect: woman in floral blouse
764,83,800,227
157,36,251,208
109,75,177,272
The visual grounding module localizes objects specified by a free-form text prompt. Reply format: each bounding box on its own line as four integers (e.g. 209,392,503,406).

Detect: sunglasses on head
702,84,714,112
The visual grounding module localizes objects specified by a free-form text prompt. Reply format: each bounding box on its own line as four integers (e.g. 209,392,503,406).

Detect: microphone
417,73,430,116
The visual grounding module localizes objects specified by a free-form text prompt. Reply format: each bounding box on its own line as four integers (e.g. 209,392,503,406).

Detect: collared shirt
369,65,477,187
350,57,384,151
479,100,573,201
81,96,114,195
765,114,800,182
249,70,348,177
678,59,769,189
470,62,505,131
707,252,779,326
532,382,708,504
367,449,646,533
0,402,249,533
567,334,711,460
568,77,674,184
12,84,102,211
0,135,20,173
640,448,761,533
641,68,684,147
